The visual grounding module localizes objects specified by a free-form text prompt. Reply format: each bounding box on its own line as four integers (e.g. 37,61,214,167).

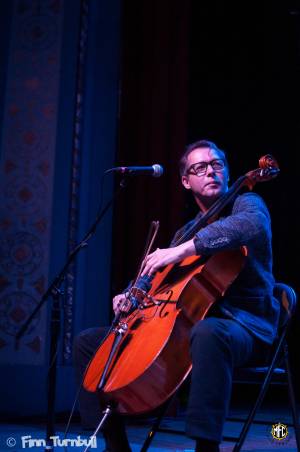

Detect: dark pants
186,317,270,442
73,326,110,428
73,318,270,442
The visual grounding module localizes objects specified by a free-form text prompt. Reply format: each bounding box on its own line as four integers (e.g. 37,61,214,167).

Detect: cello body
83,247,246,414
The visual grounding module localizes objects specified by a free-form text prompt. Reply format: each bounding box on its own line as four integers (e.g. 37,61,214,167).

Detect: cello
83,155,279,416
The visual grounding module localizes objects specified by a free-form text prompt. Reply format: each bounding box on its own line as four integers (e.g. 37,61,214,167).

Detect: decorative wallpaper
0,0,64,364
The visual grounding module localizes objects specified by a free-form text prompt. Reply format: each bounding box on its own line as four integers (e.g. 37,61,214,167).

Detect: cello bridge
130,287,160,308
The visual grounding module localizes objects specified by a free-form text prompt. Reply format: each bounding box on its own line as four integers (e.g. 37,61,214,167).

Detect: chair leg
140,399,172,452
284,347,300,451
233,337,286,452
232,376,270,451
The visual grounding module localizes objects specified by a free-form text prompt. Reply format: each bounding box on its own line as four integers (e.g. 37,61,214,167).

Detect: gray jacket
172,192,280,345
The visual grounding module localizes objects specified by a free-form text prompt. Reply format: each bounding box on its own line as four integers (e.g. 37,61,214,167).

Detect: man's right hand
112,292,131,315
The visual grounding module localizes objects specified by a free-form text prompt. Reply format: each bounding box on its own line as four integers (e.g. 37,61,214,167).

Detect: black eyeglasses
186,159,226,177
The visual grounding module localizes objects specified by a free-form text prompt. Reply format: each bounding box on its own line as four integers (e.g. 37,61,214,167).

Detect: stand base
45,441,54,451
83,405,112,452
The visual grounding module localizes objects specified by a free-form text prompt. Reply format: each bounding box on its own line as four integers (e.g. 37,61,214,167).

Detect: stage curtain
111,0,191,295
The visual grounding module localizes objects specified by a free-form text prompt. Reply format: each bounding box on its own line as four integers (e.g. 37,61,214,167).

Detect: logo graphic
271,423,289,441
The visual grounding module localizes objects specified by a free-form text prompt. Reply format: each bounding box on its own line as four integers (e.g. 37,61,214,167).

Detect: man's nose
206,163,216,176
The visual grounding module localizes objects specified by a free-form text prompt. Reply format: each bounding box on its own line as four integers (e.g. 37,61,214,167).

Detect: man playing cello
74,140,279,452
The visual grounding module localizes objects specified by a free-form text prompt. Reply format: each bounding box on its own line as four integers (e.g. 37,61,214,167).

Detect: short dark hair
179,139,228,176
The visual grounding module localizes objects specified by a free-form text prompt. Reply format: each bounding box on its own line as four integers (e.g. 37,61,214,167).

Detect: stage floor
1,414,297,451
1,392,298,451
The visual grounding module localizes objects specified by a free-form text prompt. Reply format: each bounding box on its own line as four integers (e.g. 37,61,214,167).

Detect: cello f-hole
159,290,174,318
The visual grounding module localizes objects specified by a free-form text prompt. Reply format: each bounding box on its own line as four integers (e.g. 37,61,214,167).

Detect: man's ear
181,175,191,190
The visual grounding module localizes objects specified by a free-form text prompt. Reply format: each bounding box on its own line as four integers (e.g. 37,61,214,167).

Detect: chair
140,282,300,451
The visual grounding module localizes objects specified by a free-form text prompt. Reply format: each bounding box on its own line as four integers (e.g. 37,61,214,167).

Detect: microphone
105,164,164,178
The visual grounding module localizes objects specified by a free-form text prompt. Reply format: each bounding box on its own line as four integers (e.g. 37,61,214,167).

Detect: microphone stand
15,177,128,451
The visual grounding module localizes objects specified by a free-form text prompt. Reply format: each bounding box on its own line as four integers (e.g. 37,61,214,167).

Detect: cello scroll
245,154,280,190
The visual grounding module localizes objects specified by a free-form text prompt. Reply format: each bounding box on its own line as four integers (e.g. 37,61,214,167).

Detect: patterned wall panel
0,0,64,364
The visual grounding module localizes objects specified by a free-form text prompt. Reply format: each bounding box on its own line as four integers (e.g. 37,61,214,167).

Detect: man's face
181,147,229,206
